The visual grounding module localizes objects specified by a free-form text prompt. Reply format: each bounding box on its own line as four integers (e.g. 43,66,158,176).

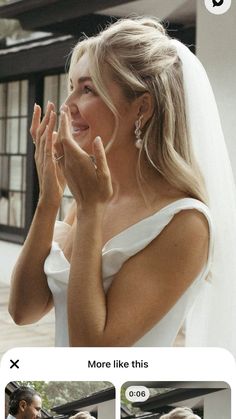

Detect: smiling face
65,53,139,154
19,395,42,419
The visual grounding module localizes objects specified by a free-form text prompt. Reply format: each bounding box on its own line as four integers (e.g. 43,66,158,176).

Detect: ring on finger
54,154,64,162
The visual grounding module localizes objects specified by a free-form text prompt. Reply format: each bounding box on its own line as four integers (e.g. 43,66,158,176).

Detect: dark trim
0,0,136,27
52,387,115,414
0,37,76,79
133,388,224,410
24,75,44,234
0,226,25,244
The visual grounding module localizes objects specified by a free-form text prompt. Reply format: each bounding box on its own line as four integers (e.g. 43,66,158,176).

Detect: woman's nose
61,98,77,115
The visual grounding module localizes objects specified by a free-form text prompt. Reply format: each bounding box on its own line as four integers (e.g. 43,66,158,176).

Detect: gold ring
33,140,36,145
54,154,64,162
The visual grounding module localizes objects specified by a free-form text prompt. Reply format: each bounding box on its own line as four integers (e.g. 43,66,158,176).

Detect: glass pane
21,192,26,227
0,155,9,189
0,83,7,117
44,75,59,111
19,117,28,154
0,189,9,225
9,191,21,227
21,80,28,116
6,118,19,153
59,74,68,108
22,156,26,191
7,81,20,116
0,119,6,152
10,156,22,190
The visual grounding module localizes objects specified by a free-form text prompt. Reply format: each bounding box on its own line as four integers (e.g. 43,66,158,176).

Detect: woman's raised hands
54,105,113,213
30,102,66,208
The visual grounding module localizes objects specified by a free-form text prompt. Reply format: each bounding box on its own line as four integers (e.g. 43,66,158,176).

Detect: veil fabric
172,40,236,356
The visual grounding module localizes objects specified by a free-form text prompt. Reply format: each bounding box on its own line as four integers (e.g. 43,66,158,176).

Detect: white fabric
44,198,214,347
172,40,236,355
7,415,16,419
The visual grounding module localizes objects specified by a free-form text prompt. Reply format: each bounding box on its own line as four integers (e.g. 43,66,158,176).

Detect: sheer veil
172,40,236,356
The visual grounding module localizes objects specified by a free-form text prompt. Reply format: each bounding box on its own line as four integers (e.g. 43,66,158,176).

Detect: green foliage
16,381,112,414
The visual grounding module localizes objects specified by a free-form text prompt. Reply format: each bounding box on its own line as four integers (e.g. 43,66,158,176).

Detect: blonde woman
9,17,236,349
160,407,201,419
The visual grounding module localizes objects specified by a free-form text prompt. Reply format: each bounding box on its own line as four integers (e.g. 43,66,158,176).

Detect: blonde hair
69,17,207,204
69,411,96,419
160,407,201,419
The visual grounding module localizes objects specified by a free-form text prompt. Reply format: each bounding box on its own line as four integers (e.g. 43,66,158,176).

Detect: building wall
98,399,115,419
204,389,231,419
196,0,236,180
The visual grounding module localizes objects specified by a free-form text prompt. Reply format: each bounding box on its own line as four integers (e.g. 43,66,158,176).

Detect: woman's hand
30,102,66,208
54,106,113,214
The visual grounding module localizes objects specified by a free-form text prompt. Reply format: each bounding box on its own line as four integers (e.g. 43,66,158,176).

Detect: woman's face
64,53,137,154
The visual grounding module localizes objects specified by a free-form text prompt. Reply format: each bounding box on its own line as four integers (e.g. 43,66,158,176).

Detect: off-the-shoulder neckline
55,197,210,252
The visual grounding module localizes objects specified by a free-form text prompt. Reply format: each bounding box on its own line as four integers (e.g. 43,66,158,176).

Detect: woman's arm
67,208,209,346
9,102,65,325
55,108,209,346
9,203,58,325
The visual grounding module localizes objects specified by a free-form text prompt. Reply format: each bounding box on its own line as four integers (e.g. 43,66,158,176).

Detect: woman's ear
137,92,154,125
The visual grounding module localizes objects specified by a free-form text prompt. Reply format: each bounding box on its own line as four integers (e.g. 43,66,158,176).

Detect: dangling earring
134,115,143,149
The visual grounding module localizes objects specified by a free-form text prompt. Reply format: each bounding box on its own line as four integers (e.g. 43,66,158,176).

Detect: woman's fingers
93,136,113,200
58,110,74,146
38,110,56,162
36,101,55,140
30,104,41,142
93,136,110,176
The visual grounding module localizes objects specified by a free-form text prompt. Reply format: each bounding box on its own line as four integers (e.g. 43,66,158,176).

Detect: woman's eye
83,85,92,94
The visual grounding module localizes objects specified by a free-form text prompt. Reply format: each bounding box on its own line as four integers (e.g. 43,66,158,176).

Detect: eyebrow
70,77,92,84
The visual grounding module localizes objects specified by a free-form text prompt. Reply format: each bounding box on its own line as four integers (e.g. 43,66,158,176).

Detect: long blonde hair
69,17,207,204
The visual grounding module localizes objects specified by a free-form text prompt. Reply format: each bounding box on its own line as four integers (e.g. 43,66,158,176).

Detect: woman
8,17,236,348
160,407,201,419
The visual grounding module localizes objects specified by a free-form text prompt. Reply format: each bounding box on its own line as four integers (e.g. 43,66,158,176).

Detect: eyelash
83,85,93,94
69,85,93,94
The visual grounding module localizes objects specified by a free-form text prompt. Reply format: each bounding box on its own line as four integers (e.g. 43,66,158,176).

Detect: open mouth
71,126,89,136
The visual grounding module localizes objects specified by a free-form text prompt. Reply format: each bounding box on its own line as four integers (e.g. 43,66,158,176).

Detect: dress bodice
44,198,214,347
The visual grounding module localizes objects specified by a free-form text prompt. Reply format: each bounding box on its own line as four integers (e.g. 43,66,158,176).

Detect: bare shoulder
117,208,210,287
135,208,210,283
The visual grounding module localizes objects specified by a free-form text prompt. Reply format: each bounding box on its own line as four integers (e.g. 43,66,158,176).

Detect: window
0,71,76,243
0,80,28,231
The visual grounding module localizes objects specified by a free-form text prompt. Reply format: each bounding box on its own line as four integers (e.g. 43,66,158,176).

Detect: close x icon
10,359,19,369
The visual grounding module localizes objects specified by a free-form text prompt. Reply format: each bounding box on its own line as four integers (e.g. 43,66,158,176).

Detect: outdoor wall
196,1,236,180
0,240,21,284
98,399,115,419
204,389,231,419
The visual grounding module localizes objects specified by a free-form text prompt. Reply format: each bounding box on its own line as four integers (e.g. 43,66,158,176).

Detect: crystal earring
134,115,143,149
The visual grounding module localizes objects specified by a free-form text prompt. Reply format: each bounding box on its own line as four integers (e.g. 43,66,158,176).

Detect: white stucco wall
204,389,231,419
196,1,236,180
98,399,115,419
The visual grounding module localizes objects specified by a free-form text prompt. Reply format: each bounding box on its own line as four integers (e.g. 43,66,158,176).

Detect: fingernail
95,136,102,144
34,103,37,110
60,104,68,113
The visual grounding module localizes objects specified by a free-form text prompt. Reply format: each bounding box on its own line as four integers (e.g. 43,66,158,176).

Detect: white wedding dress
44,197,214,347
